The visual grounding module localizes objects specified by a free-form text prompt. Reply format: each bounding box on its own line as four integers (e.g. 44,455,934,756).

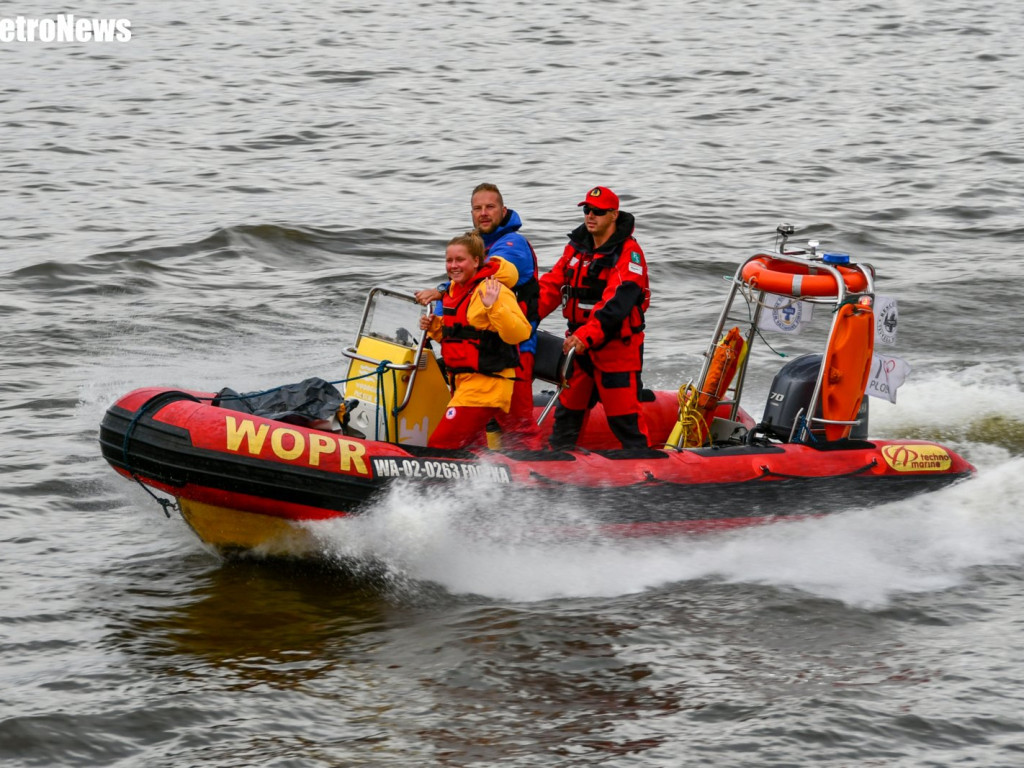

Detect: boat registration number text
371,457,510,483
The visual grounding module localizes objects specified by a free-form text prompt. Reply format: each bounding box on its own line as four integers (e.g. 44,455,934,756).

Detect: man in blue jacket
416,183,541,449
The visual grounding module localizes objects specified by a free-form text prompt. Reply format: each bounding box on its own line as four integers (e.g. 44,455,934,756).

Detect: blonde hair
447,231,486,267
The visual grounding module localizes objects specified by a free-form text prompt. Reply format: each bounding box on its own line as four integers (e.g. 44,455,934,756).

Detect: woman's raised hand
480,275,501,308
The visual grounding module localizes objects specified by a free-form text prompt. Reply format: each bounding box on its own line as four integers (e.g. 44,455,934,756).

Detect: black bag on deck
213,377,343,428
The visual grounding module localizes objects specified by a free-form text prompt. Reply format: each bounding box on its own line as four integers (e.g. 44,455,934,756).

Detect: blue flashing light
822,252,851,265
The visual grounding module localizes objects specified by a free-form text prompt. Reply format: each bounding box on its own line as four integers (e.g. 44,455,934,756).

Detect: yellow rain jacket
424,257,530,411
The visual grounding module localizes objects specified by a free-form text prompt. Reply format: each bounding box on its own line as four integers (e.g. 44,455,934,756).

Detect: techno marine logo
881,444,952,472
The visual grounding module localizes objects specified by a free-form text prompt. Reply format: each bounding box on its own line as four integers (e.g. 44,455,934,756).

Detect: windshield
360,289,424,349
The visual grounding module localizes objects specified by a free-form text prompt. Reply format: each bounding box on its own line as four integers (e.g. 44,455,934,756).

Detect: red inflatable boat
100,227,974,555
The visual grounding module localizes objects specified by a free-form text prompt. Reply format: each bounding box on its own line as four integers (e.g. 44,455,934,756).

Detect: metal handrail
340,347,418,371
536,347,576,426
340,286,432,414
744,253,874,444
691,245,875,442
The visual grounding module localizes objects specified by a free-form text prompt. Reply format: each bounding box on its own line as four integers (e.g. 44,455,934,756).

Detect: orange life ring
741,256,869,297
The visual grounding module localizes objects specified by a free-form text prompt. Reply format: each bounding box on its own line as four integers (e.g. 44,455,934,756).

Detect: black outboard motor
759,353,868,442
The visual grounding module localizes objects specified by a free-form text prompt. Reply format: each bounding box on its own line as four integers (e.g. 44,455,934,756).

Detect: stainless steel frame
678,240,876,448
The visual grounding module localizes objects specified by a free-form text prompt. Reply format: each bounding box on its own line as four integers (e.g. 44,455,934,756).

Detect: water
3,1,1024,765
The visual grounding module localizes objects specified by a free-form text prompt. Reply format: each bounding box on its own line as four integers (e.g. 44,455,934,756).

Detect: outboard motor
760,353,868,442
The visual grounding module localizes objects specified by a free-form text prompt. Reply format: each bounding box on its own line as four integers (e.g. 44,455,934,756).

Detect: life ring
741,256,869,297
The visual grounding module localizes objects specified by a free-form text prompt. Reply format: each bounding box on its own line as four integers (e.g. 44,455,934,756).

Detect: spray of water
307,457,1024,608
871,365,1024,459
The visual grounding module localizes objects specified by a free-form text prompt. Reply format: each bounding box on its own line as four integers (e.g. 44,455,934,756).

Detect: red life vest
440,261,520,377
560,243,649,346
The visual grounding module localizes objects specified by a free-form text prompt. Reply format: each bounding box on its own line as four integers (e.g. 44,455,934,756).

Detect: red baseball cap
577,186,619,211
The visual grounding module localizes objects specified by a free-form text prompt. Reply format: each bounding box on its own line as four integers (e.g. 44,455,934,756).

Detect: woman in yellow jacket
419,231,531,449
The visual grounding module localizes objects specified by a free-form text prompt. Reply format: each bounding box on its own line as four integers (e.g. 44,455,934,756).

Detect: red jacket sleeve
574,240,648,350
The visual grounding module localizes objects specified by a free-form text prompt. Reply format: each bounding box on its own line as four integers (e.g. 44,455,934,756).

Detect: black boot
607,412,649,449
548,403,586,451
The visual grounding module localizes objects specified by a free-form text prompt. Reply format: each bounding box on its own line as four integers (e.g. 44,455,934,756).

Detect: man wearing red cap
537,186,651,450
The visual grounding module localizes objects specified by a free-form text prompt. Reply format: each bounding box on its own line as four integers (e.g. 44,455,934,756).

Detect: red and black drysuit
537,211,651,449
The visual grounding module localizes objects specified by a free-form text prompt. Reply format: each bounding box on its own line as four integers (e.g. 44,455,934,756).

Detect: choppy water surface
3,1,1024,765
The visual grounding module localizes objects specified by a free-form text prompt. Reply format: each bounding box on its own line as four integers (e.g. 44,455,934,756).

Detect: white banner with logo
874,295,898,345
866,353,911,403
758,294,814,334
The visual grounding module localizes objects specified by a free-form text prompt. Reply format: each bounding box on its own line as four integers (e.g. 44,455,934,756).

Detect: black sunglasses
582,205,612,216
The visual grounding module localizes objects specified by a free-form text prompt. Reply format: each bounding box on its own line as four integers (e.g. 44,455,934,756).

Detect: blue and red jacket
481,209,540,355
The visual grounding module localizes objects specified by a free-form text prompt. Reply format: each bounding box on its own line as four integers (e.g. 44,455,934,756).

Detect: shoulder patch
628,261,644,275
630,251,642,264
